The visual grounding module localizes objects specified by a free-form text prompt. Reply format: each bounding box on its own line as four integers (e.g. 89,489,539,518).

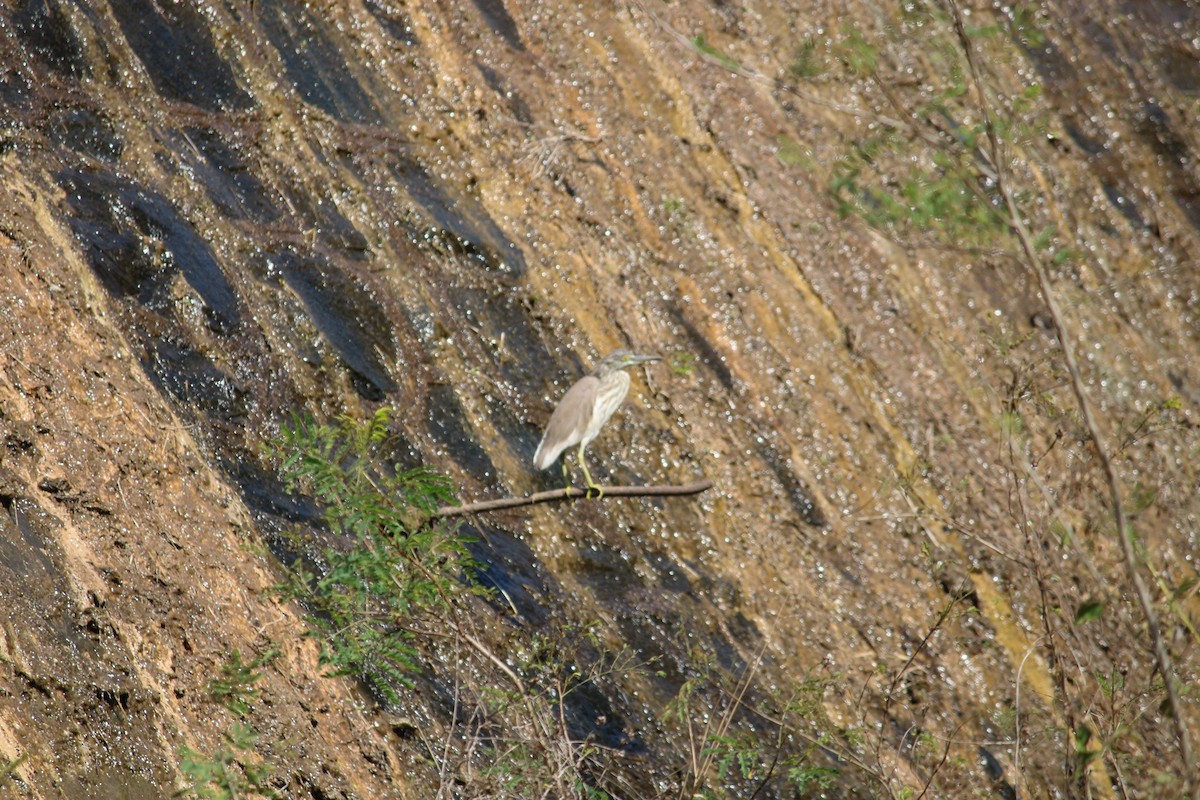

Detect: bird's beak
629,353,661,366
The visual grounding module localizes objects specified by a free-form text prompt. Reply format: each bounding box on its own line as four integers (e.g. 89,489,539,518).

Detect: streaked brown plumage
533,350,660,492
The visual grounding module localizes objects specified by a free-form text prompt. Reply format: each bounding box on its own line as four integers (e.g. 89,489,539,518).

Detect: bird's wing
533,376,597,469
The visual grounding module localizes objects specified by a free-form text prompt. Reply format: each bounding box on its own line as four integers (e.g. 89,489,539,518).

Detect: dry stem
944,0,1194,787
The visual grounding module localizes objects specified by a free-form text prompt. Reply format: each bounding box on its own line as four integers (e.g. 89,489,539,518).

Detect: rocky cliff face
0,0,1196,797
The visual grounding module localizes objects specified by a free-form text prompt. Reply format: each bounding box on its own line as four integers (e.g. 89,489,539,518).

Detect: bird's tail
533,437,562,470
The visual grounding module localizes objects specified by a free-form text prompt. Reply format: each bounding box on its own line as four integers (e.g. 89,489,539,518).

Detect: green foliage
788,763,841,793
1009,4,1047,47
671,351,698,376
207,649,278,718
268,411,627,796
788,38,825,79
1074,600,1105,625
177,723,276,800
707,733,761,780
661,195,687,215
1095,668,1125,699
178,650,276,799
692,34,741,71
667,660,852,797
1073,724,1101,771
830,140,1008,242
833,26,877,77
701,726,839,793
998,410,1024,439
270,408,456,522
775,134,813,168
822,12,1050,252
267,408,473,704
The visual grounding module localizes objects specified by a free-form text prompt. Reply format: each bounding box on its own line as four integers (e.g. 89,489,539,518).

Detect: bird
533,350,661,496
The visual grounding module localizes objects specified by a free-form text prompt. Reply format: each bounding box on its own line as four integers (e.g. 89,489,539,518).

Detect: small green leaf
1032,225,1054,251
1074,600,1105,624
1172,577,1199,601
1074,724,1101,766
691,34,740,70
998,410,1024,437
788,38,825,79
775,135,811,167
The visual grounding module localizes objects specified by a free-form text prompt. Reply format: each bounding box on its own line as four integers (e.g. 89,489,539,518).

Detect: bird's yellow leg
579,442,602,499
560,459,573,498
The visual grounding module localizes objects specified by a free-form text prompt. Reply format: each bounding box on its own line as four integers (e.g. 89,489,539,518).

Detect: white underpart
533,370,631,469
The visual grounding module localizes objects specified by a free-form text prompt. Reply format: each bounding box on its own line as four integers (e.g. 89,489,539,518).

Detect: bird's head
593,349,661,377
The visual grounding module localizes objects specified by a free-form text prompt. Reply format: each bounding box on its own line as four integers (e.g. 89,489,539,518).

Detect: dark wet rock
58,169,242,335
14,0,89,78
275,254,398,400
109,0,253,111
470,0,525,52
257,0,382,124
177,126,280,224
47,108,124,163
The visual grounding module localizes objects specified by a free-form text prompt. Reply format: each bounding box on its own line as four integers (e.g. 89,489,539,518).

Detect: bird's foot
579,461,603,499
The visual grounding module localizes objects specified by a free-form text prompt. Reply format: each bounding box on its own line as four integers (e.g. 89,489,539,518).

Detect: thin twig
724,682,889,792
432,480,713,519
943,0,1194,786
693,647,765,796
887,584,969,701
875,586,969,796
912,721,963,800
1013,634,1047,798
460,631,527,693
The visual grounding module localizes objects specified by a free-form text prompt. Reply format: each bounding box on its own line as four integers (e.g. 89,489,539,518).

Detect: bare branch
432,480,714,519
